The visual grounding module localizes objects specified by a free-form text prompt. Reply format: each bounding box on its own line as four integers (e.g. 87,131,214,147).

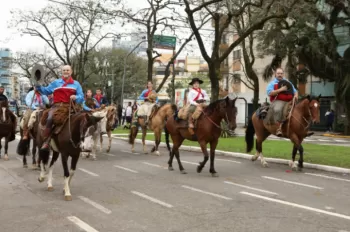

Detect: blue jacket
266,77,297,96
138,89,158,103
36,78,84,104
83,98,100,111
25,90,49,110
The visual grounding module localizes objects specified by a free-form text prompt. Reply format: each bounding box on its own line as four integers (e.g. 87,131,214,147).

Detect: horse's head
219,96,238,131
306,94,321,124
105,105,117,129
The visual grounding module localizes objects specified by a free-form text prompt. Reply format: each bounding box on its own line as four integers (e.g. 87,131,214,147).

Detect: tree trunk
344,103,350,135
208,64,219,102
253,79,260,110
146,48,153,82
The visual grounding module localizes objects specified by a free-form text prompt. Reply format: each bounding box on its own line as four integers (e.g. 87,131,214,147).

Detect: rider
0,85,17,141
22,87,50,140
136,81,158,125
35,65,84,151
187,77,209,133
94,88,109,107
266,67,298,137
83,89,100,112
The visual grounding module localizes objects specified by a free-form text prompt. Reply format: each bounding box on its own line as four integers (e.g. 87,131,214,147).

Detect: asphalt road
1,136,350,232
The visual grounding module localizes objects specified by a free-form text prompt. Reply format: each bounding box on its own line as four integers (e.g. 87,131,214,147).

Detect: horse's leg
106,130,112,153
92,134,98,161
47,151,59,191
167,134,177,171
142,126,148,154
61,153,72,201
38,149,50,182
298,144,304,171
32,139,38,169
209,139,219,177
23,151,28,168
173,137,186,174
151,128,161,156
0,140,2,159
197,141,210,173
99,132,103,153
288,134,301,171
253,130,270,167
3,138,9,161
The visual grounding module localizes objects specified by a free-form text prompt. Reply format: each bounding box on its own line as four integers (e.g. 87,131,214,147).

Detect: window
233,50,241,60
233,74,241,84
222,33,227,44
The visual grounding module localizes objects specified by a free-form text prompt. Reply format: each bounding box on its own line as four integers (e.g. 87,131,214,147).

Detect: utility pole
171,49,176,104
111,68,114,103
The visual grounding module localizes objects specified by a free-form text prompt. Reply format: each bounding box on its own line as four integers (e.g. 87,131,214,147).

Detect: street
1,136,350,232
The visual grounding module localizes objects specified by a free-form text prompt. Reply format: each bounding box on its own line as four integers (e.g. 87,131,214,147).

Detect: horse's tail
164,125,171,152
16,138,30,156
128,125,138,145
245,118,255,153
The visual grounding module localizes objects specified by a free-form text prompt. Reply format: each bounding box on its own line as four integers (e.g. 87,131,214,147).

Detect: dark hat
189,78,203,85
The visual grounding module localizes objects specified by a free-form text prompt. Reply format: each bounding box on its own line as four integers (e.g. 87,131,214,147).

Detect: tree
83,47,148,102
166,81,186,100
11,0,119,83
13,51,61,84
183,0,300,101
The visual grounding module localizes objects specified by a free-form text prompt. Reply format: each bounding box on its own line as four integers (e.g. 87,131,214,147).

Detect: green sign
153,35,176,50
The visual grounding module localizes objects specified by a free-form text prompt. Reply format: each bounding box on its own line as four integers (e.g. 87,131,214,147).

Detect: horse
38,107,106,201
245,95,321,171
0,101,16,161
128,103,177,154
17,110,43,169
165,96,238,176
81,106,115,160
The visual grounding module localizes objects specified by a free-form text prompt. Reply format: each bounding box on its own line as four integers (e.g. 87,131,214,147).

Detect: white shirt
126,106,132,117
188,88,209,105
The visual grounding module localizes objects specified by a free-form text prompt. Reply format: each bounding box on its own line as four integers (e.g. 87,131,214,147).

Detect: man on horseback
35,65,84,151
22,87,50,140
0,85,17,141
266,68,298,137
187,77,209,133
136,81,158,125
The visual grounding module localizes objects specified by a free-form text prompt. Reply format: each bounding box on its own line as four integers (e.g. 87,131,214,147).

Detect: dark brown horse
165,97,237,177
0,101,16,161
38,109,105,200
245,95,321,171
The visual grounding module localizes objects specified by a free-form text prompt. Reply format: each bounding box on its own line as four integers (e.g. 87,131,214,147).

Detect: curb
322,133,350,139
113,136,350,175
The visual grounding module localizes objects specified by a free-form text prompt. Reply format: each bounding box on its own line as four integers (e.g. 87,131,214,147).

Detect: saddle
149,104,160,120
40,104,72,135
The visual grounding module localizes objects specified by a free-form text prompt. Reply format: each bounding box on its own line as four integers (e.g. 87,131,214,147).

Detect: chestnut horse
165,97,237,177
245,95,320,171
129,103,177,154
38,108,105,201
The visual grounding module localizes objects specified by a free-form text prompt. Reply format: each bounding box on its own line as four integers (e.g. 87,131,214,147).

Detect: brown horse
165,97,237,176
100,105,117,153
38,109,105,200
245,95,321,171
0,101,16,161
129,103,177,154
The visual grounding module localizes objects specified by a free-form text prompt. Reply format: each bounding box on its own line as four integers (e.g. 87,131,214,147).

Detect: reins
68,99,82,149
287,98,312,135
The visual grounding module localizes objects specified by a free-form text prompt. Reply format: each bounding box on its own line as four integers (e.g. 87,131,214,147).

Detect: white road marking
114,165,138,173
303,139,315,142
305,173,350,183
78,196,112,214
131,191,173,208
325,206,334,210
103,153,115,157
182,160,197,165
182,185,232,200
335,140,347,143
67,216,99,232
216,158,241,164
224,181,278,195
78,168,99,177
142,162,167,169
241,191,350,220
121,150,139,155
262,176,323,190
318,139,330,142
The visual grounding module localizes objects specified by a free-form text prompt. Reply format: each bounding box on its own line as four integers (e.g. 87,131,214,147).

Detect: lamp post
120,39,147,106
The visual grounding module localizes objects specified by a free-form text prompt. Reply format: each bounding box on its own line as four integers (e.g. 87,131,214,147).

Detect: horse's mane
297,95,320,104
204,99,225,114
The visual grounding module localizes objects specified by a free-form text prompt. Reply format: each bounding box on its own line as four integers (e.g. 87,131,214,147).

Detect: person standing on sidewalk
325,109,335,132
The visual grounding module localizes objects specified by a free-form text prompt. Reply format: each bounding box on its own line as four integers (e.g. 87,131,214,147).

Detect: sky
0,0,213,57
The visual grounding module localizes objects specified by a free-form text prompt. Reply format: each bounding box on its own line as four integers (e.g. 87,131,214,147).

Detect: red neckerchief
193,88,204,101
35,91,42,104
145,89,152,97
94,94,102,103
62,76,74,87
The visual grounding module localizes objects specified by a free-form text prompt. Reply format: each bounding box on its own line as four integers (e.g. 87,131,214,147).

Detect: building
18,77,32,105
0,48,13,98
112,34,147,56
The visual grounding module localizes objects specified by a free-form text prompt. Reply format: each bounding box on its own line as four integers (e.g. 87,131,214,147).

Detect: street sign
153,35,176,50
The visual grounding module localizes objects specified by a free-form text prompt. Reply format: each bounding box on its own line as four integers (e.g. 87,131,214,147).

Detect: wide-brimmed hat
189,78,203,85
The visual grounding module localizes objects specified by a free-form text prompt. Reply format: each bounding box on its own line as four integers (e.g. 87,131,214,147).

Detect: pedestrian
124,102,132,129
325,109,335,132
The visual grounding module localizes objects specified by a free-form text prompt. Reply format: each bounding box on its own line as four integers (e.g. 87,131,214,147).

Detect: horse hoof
47,186,54,192
197,165,202,173
168,167,174,171
297,167,303,172
251,156,257,162
3,155,9,161
262,162,269,168
211,173,219,177
180,170,187,174
288,160,294,168
92,157,97,161
23,164,28,168
38,177,45,183
64,195,72,201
